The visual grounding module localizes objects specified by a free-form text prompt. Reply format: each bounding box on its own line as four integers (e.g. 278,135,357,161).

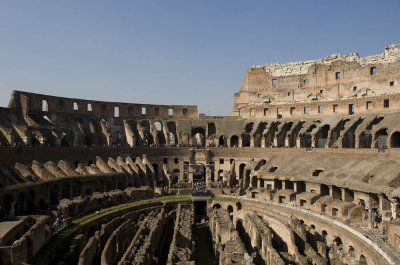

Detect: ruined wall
9,91,198,119
233,44,400,118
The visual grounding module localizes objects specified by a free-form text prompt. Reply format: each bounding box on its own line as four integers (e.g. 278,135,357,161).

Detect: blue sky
1,1,399,115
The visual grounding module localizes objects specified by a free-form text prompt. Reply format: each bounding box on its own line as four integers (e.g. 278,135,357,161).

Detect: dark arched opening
391,131,400,148
230,135,239,147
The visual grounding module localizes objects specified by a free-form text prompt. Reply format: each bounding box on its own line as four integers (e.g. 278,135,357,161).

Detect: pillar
296,137,301,148
341,188,346,202
273,136,278,147
391,199,398,220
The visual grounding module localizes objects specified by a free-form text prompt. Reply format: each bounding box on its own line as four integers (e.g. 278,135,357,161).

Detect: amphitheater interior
3,45,400,265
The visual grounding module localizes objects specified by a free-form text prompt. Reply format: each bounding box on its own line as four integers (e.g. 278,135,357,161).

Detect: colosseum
1,44,400,265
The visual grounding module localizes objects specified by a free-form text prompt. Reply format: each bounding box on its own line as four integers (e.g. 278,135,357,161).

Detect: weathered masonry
2,44,400,265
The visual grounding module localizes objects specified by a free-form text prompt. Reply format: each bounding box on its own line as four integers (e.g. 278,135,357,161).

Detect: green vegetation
30,195,191,265
212,196,240,202
195,222,214,265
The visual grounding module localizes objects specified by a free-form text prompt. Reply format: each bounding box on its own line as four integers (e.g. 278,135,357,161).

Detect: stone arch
140,120,154,146
230,135,239,147
172,169,180,184
390,131,400,148
217,169,224,182
152,163,159,183
241,134,251,147
374,128,388,148
251,175,258,188
342,131,355,148
194,163,205,181
333,236,343,247
112,131,122,146
244,169,251,189
320,184,329,196
359,255,367,265
192,127,205,147
73,118,86,146
254,122,267,148
277,122,293,147
153,121,166,146
218,135,226,147
167,122,177,146
359,131,372,148
208,123,216,138
315,125,330,148
239,163,246,180
180,133,189,146
227,205,234,221
168,132,176,146
348,246,355,257
300,124,316,148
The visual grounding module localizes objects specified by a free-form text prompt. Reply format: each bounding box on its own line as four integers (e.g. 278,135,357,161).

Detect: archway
172,169,180,184
239,163,246,180
374,128,388,148
391,131,400,148
359,131,372,148
193,163,205,181
251,176,258,188
227,205,233,221
167,122,178,146
153,121,166,146
192,128,205,147
168,132,176,146
230,135,239,147
359,255,367,265
315,125,330,148
112,131,122,146
242,134,250,147
152,163,159,184
217,169,224,182
342,131,355,148
218,135,226,147
320,184,329,196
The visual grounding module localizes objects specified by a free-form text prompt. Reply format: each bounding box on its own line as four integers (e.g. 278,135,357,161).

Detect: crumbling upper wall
233,44,400,117
8,91,198,119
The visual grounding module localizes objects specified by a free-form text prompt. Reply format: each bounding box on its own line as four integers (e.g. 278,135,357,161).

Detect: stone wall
233,44,400,118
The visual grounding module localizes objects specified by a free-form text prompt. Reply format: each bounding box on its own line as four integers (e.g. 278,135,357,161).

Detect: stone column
379,194,384,213
293,182,298,192
337,136,343,148
238,137,242,148
250,136,254,148
341,188,346,202
273,136,278,147
206,170,211,185
261,137,266,148
296,137,301,148
391,199,398,220
281,180,286,190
